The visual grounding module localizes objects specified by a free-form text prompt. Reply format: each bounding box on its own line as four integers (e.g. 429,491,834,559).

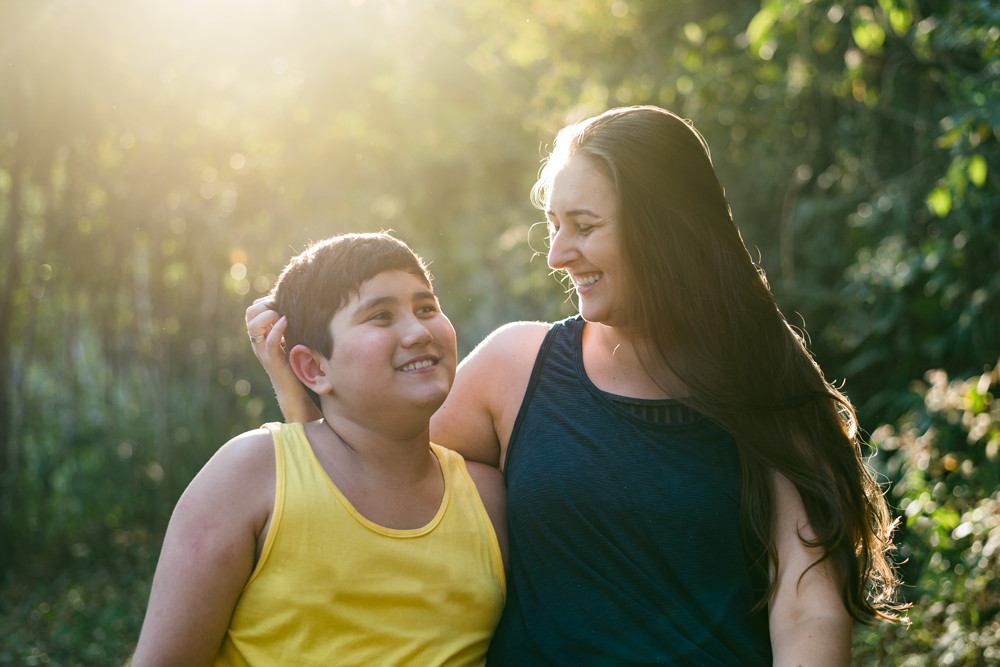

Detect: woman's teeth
576,273,603,286
400,359,435,372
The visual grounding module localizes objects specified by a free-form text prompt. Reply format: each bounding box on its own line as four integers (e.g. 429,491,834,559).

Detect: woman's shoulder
462,320,553,367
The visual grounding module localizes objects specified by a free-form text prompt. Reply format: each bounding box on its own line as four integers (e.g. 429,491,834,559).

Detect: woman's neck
582,322,675,400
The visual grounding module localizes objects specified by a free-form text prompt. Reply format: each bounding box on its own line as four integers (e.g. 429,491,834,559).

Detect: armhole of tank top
242,423,286,590
454,454,507,601
501,321,561,480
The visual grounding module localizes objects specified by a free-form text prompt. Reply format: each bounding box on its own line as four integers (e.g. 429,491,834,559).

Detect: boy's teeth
577,273,603,286
400,359,435,372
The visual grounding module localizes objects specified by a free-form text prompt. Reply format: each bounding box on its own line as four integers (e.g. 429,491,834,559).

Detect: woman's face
546,154,626,328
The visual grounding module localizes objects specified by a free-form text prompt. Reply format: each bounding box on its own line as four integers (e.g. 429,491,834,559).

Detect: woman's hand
246,297,289,376
245,298,322,423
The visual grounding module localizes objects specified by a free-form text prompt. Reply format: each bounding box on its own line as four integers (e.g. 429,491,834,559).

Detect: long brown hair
533,106,902,621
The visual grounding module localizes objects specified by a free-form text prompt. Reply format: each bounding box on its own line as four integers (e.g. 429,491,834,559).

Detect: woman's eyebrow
547,208,602,218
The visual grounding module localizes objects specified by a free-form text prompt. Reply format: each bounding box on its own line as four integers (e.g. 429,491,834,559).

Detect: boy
132,233,508,667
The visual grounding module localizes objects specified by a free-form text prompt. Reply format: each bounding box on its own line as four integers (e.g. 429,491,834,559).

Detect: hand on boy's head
246,296,279,326
247,300,291,377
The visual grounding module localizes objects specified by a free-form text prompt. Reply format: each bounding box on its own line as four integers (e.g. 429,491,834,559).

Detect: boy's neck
315,403,437,484
302,404,446,532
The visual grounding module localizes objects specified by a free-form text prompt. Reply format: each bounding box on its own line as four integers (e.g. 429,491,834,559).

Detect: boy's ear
288,344,333,396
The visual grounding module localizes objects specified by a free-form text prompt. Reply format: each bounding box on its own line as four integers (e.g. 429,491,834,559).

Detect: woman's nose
547,227,575,270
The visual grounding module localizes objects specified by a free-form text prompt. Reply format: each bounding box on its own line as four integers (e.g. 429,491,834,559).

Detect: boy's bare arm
132,430,276,667
465,461,509,579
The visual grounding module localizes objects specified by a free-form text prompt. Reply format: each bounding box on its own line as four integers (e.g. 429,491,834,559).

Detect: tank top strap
240,422,290,589
502,317,577,475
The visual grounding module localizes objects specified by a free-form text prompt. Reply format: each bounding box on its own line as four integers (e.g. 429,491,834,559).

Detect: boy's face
319,270,457,425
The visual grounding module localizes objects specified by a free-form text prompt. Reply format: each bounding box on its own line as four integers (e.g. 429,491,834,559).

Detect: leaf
926,187,952,217
936,127,962,148
746,4,779,51
968,154,987,187
889,7,912,36
853,21,885,54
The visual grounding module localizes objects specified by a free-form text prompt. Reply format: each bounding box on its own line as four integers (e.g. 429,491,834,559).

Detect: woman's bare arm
465,461,510,579
768,472,853,667
430,321,548,468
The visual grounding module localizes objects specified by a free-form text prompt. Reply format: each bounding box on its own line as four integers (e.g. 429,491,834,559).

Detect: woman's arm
768,472,853,667
465,461,510,579
246,298,322,423
131,431,276,667
430,321,548,468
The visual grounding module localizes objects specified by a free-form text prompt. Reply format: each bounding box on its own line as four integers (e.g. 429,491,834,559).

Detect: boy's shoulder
211,426,277,471
187,427,278,505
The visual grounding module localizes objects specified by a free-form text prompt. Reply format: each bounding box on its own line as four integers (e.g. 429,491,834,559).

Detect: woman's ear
288,344,333,395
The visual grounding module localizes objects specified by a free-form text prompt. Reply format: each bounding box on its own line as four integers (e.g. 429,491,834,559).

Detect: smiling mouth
574,273,603,287
398,359,437,372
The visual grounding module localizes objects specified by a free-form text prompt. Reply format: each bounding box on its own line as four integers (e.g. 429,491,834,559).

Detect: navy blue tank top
487,317,771,666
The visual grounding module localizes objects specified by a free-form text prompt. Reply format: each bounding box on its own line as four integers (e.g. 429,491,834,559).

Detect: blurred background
0,0,997,663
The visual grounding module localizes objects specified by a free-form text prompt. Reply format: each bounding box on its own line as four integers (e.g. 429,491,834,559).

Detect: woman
247,106,901,665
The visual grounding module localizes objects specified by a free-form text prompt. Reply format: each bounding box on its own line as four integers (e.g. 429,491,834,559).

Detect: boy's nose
401,316,433,347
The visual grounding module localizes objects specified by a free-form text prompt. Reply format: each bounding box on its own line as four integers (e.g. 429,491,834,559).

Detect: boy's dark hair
272,232,432,360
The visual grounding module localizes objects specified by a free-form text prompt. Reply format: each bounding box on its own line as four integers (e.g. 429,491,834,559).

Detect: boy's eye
417,304,439,316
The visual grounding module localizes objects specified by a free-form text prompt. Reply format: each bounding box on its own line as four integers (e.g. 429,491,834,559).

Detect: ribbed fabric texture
487,317,771,667
215,422,506,667
605,392,700,424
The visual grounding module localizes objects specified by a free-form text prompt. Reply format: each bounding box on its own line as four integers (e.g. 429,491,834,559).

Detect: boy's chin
410,389,451,414
321,387,451,419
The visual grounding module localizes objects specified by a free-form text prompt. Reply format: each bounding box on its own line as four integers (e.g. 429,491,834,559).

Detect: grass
0,540,159,667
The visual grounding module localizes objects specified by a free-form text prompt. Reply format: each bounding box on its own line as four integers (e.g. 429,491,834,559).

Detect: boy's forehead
338,270,434,313
356,269,432,296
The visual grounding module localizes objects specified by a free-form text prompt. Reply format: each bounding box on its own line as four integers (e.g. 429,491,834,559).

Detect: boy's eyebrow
352,289,437,315
413,289,437,301
353,295,398,314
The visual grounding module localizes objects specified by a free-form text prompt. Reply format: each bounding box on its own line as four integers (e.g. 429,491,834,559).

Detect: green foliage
854,364,1000,664
0,542,157,666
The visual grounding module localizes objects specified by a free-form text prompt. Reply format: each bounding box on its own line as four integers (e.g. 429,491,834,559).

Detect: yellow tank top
214,422,506,667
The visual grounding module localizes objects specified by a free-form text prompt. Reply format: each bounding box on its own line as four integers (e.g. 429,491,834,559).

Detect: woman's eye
369,311,391,322
578,224,594,234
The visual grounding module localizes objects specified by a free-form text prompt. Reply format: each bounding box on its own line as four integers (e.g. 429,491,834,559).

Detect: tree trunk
0,155,24,571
